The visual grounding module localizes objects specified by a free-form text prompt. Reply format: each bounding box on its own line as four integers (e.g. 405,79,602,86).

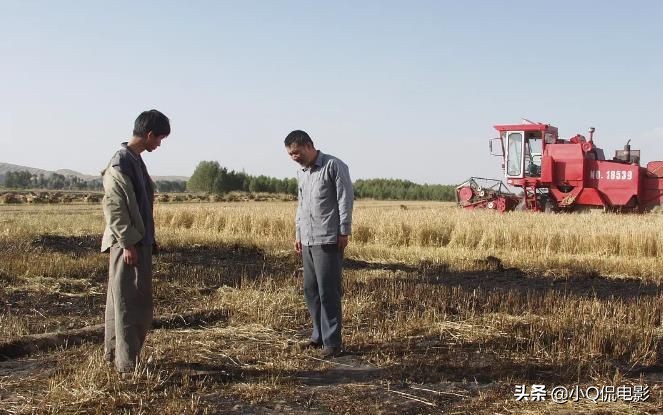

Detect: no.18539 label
589,170,633,180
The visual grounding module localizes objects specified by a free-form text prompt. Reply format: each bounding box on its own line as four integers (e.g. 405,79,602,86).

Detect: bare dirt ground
0,234,661,414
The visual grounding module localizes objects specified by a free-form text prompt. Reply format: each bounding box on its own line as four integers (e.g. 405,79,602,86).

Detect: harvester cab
456,121,663,212
494,122,557,181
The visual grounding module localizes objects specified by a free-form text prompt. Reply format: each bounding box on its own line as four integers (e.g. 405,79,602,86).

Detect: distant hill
0,162,188,184
0,162,53,177
148,175,190,182
54,169,99,181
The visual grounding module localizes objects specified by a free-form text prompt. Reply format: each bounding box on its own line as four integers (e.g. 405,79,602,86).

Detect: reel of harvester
455,177,519,212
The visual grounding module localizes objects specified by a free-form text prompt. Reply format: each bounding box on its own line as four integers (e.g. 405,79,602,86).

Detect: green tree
49,173,65,189
5,170,33,188
187,161,220,193
286,178,298,195
351,178,454,201
213,167,231,194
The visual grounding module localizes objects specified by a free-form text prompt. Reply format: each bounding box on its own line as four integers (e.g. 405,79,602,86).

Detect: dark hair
133,109,171,138
284,130,314,147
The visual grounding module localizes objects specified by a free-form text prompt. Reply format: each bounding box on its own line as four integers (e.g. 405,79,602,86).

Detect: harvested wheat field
0,200,661,414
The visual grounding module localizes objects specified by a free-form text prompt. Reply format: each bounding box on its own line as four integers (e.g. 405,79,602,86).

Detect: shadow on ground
27,235,661,300
29,234,102,256
346,257,662,301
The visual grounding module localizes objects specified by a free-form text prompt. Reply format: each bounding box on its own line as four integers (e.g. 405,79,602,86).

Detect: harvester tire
515,200,526,211
496,197,507,212
544,201,556,213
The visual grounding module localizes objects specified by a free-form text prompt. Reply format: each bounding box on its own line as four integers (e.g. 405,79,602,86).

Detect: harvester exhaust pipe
625,139,631,163
588,127,595,143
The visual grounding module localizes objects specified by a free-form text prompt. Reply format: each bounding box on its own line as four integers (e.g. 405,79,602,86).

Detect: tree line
354,178,455,201
2,171,103,190
2,164,456,201
186,161,297,195
187,161,456,201
1,170,186,193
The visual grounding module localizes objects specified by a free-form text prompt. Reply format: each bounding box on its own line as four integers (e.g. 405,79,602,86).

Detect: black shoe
119,371,134,380
298,339,323,350
320,346,342,358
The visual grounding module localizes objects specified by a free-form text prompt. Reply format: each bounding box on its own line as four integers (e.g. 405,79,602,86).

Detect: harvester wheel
514,199,527,211
496,197,507,212
543,198,558,213
458,186,474,202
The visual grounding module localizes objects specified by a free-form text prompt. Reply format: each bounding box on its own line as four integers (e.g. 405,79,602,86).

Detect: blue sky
1,0,661,184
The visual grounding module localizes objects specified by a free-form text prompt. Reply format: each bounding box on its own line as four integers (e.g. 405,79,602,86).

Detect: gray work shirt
296,151,354,246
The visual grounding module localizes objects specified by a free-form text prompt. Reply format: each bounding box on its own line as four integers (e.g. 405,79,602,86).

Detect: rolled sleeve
295,174,302,241
334,161,354,235
295,200,302,241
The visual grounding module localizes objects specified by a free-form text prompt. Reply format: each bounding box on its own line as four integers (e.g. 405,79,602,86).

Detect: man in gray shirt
285,130,353,358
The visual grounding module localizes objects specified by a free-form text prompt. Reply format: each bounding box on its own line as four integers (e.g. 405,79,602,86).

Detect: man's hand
294,240,302,255
337,235,349,252
123,245,139,266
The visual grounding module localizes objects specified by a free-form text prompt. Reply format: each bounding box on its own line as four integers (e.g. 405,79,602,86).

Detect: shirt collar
303,150,324,171
121,142,142,162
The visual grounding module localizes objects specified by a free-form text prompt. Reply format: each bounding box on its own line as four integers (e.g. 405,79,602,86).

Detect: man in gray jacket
101,109,170,374
285,130,353,358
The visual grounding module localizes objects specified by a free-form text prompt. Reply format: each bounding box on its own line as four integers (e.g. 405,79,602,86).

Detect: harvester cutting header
456,121,663,212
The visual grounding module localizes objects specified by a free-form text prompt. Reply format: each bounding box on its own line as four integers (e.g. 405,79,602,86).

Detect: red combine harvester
456,121,663,212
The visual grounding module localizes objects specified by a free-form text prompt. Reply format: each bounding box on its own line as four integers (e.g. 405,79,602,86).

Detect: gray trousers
302,244,343,348
104,245,153,372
